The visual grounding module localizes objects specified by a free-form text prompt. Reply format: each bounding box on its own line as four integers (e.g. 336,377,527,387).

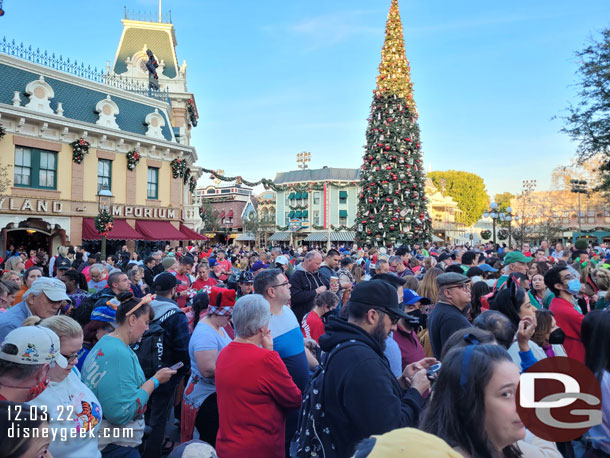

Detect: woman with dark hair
528,261,549,280
61,269,90,313
531,273,553,309
81,292,176,458
531,309,567,358
76,305,118,371
184,292,210,333
582,310,610,456
488,277,543,371
473,311,516,350
420,344,525,457
440,327,496,359
470,281,490,322
11,266,43,306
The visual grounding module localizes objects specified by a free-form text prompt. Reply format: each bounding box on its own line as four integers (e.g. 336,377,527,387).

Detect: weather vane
213,169,224,186
296,151,311,169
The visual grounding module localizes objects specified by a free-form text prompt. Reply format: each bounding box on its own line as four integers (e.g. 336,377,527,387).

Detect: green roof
339,210,348,217
114,27,178,78
274,167,360,184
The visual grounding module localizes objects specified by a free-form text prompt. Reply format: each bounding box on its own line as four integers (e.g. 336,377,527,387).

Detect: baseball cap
348,280,409,319
208,258,217,268
153,272,178,291
503,251,532,265
438,252,452,262
162,257,177,270
0,326,68,368
56,258,72,270
168,440,217,458
238,271,254,283
275,255,289,266
353,427,462,457
23,277,70,302
90,305,118,327
402,289,431,306
251,261,269,272
478,263,499,273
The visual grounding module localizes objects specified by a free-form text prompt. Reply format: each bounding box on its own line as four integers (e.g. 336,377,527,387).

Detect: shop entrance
1,218,66,256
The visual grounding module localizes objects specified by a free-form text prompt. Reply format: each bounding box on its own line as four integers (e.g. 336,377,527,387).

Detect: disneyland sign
0,197,64,213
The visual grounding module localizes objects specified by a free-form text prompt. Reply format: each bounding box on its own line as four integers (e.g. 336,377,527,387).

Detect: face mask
405,309,425,328
26,378,49,402
549,328,566,345
567,278,581,295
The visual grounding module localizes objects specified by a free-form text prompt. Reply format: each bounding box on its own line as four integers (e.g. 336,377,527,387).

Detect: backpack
131,308,182,379
290,340,364,458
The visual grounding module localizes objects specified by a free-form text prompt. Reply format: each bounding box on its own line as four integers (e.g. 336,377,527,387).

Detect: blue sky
2,0,609,197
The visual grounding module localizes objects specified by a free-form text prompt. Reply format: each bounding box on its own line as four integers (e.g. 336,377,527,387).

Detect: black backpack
290,340,364,458
131,308,181,379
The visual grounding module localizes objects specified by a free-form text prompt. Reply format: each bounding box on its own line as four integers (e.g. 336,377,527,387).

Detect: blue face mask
567,278,581,295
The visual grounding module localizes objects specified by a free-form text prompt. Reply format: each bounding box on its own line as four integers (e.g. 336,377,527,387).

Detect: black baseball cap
153,272,178,291
347,280,408,319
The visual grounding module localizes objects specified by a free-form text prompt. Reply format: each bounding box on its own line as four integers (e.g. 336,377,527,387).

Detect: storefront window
147,167,159,199
314,192,320,205
14,147,56,189
98,159,112,192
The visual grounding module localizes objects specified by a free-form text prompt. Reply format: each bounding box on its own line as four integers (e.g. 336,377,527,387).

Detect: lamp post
97,186,113,261
483,202,499,244
570,179,588,240
503,207,518,249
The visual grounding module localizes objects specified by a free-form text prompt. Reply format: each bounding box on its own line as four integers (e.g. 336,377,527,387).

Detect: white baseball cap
0,326,68,368
23,277,70,302
275,255,289,266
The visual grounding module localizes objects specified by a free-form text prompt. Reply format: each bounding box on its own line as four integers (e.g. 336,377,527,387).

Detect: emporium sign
0,197,177,220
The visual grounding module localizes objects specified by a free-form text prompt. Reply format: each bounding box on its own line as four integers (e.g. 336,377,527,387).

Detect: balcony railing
1,36,172,106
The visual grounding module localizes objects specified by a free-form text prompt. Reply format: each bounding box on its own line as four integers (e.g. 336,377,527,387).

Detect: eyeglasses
447,283,471,292
373,308,400,325
270,281,290,288
61,349,81,364
561,274,577,282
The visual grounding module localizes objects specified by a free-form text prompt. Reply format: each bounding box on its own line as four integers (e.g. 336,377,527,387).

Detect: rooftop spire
375,0,415,109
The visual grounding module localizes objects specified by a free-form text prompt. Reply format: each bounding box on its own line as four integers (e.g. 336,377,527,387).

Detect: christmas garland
187,99,198,127
289,205,308,211
189,176,197,193
126,149,140,171
171,158,189,178
497,229,509,241
0,125,5,141
70,138,90,164
199,166,358,192
330,224,355,231
94,210,114,236
480,229,492,240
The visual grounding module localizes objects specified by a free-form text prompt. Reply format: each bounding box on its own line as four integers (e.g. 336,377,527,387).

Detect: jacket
318,316,424,458
289,265,329,324
92,287,119,309
149,296,191,385
427,301,472,360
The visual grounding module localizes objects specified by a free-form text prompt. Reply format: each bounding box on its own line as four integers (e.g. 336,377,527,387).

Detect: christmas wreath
70,138,90,164
170,158,188,178
94,210,114,236
497,229,509,241
0,125,5,141
189,176,197,193
126,150,140,171
187,99,198,127
480,229,492,240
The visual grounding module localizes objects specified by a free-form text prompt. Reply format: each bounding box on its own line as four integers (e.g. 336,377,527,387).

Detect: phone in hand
426,363,441,383
169,362,184,371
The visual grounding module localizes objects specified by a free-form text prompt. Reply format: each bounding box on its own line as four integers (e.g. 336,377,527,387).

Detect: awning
227,210,234,218
179,224,207,241
302,210,308,218
294,192,302,199
339,191,348,198
269,231,292,242
236,232,256,241
301,192,308,199
288,192,296,200
304,232,329,242
331,231,355,242
288,211,295,218
295,210,303,218
339,210,348,217
432,234,443,242
135,221,189,241
82,218,145,240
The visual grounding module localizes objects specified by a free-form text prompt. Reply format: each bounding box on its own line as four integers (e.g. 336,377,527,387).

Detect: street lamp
483,202,499,244
97,186,113,260
570,179,588,240
503,207,519,249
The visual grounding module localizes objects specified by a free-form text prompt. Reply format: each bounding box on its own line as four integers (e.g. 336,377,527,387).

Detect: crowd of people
0,238,608,457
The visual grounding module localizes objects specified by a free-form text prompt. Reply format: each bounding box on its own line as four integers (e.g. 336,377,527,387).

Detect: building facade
0,15,203,255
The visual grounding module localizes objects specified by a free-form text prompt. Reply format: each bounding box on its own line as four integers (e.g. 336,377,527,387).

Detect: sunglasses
373,308,400,324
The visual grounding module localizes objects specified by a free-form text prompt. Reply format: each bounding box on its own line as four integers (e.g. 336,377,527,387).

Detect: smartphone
169,362,184,371
426,363,441,382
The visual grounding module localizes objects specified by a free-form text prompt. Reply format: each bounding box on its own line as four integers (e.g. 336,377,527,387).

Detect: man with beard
318,280,436,457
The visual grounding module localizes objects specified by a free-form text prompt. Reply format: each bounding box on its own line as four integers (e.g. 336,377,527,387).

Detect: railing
124,7,172,24
0,36,172,107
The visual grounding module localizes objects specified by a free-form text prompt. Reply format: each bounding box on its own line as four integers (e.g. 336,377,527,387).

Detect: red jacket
549,297,585,363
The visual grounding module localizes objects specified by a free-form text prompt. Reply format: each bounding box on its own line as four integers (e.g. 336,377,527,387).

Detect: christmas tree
356,0,431,247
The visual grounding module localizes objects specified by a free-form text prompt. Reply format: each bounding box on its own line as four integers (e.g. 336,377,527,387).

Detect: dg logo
516,356,602,441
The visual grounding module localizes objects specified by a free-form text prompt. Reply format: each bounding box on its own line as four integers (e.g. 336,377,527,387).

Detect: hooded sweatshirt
318,316,424,458
289,264,329,324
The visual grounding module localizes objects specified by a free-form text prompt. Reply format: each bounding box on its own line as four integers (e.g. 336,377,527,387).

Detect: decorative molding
24,76,55,115
146,159,162,168
12,134,62,151
96,150,116,160
144,108,166,139
95,95,120,129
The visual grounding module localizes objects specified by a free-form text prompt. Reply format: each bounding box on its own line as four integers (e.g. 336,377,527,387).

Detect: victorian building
0,12,203,255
